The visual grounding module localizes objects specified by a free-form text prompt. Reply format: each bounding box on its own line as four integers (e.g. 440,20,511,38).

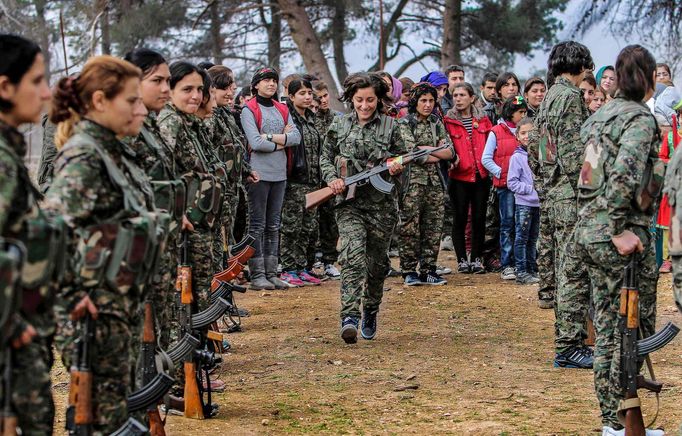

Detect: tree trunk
276,0,343,111
441,0,462,67
33,0,51,82
210,0,224,64
267,0,281,71
331,0,349,84
100,1,111,55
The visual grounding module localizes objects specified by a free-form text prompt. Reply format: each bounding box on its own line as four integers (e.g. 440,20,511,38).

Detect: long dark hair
615,45,656,101
0,34,42,112
340,72,389,114
123,48,166,78
169,61,203,89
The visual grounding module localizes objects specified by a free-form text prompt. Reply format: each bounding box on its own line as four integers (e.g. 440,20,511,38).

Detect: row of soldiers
2,34,349,434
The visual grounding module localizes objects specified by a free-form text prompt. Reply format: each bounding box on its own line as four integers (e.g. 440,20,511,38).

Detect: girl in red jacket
443,82,493,273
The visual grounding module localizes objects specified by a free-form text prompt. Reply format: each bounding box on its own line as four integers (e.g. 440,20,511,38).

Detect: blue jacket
506,146,539,207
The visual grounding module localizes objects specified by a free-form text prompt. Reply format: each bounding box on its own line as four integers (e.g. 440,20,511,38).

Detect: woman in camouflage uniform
158,62,217,311
0,33,54,435
279,77,323,286
567,46,663,435
45,56,157,434
397,82,455,286
319,73,407,344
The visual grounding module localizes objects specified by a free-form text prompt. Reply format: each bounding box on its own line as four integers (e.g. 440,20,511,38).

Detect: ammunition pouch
19,213,68,307
151,179,187,221
185,172,221,229
127,372,174,413
0,239,25,327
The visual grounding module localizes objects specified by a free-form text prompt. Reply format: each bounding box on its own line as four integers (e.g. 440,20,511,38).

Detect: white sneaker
325,264,341,279
436,265,452,275
601,426,664,436
439,236,454,251
500,266,516,280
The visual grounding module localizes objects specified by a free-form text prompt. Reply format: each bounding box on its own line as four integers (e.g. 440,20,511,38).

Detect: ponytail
49,55,141,149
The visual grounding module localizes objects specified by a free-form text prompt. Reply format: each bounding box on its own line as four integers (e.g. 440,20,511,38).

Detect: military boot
264,255,288,289
248,258,275,290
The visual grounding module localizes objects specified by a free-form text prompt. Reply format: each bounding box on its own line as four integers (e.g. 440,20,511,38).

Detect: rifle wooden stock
586,318,596,347
623,397,646,436
143,303,155,343
305,186,335,210
0,415,17,436
183,362,204,419
69,370,93,425
211,262,244,290
148,408,165,436
177,265,193,305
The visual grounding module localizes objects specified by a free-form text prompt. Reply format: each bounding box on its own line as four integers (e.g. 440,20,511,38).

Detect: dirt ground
51,255,682,435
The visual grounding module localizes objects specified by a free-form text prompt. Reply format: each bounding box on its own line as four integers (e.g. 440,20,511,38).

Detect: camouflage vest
336,113,395,174
0,238,25,338
578,100,664,213
65,133,169,294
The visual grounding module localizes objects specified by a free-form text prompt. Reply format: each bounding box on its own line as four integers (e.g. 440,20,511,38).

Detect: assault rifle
618,255,679,435
127,302,173,435
66,315,95,435
305,145,448,210
109,417,148,436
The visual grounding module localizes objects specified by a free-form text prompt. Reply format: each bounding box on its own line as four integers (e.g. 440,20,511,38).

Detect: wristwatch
267,133,273,142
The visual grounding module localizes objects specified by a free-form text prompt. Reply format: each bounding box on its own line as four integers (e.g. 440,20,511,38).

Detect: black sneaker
554,346,594,369
470,258,485,274
421,271,447,286
360,311,378,340
458,259,471,274
403,272,422,286
340,316,359,344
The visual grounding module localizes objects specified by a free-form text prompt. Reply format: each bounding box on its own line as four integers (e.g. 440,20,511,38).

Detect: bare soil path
52,257,682,435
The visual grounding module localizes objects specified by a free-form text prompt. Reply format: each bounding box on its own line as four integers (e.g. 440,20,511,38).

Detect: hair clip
514,95,525,105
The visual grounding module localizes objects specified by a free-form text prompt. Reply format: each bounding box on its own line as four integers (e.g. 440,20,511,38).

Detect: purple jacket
506,146,540,207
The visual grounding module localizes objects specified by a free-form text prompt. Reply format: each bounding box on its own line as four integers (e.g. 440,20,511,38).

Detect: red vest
245,98,293,174
443,115,492,182
491,123,518,188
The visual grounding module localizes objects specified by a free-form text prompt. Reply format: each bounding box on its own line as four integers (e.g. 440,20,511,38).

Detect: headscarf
250,67,279,93
391,76,403,103
595,66,614,86
419,71,448,88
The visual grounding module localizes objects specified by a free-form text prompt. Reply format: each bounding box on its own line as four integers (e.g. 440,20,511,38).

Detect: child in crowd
589,86,606,113
506,118,540,284
481,96,528,280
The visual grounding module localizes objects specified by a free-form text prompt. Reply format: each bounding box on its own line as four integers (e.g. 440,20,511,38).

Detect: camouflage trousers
482,187,500,265
336,204,396,319
399,183,443,273
537,201,556,302
547,198,591,352
212,183,241,271
566,226,657,428
0,336,55,436
280,182,319,271
188,227,215,311
60,315,132,434
318,198,339,265
150,246,177,349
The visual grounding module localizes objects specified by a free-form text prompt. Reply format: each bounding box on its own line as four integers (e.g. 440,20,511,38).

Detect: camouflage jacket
212,106,250,186
319,111,408,211
44,120,155,321
575,97,662,243
158,103,211,175
126,112,176,181
37,115,57,193
315,108,336,138
528,76,591,200
0,120,44,342
397,114,453,187
289,104,321,186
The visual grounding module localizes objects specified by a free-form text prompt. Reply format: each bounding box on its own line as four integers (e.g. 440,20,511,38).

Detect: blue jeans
497,188,515,267
514,205,539,274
